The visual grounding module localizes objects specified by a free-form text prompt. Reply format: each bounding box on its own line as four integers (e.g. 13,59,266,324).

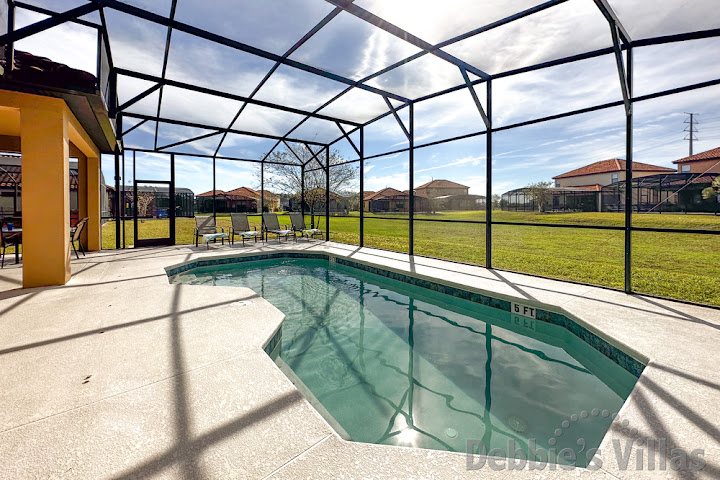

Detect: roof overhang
0,79,116,154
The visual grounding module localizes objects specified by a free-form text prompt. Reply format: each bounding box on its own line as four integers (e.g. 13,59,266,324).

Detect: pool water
171,258,638,466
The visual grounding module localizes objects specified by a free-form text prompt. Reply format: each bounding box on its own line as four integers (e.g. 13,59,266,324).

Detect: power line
684,112,698,156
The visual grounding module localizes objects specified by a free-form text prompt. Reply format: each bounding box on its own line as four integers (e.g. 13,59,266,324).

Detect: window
611,173,619,183
555,180,560,187
681,164,691,173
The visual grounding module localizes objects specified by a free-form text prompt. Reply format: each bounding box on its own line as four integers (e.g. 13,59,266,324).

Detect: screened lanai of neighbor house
0,1,719,479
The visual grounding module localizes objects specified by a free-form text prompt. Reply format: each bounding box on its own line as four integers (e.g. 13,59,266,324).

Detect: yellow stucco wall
0,90,103,287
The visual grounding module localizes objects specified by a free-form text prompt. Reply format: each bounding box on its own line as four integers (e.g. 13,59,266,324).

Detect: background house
195,187,280,213
288,188,350,213
415,179,485,211
672,146,720,174
363,180,484,213
553,159,675,189
0,153,113,220
108,185,195,219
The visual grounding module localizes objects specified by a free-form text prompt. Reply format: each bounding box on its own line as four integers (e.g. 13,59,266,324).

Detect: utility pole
684,113,698,156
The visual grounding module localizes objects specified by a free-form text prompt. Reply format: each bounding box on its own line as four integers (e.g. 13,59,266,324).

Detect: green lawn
100,211,720,306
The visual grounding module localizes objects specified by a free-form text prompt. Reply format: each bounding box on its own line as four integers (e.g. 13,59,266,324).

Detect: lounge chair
70,217,88,259
229,213,263,245
289,213,323,241
194,215,224,247
262,213,295,243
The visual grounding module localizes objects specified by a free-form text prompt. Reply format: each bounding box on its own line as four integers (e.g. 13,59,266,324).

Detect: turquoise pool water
170,258,638,466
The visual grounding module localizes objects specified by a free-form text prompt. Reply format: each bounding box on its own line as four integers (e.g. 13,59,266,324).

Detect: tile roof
672,146,720,164
574,184,603,192
226,186,259,198
415,179,469,190
553,159,674,179
364,187,408,200
197,190,224,197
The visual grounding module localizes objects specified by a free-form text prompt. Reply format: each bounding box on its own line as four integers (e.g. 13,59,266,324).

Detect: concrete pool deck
0,241,718,479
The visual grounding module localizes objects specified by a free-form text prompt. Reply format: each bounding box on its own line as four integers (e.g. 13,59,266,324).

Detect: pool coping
165,249,649,379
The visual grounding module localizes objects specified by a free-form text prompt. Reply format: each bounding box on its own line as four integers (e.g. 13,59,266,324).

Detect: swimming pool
169,254,642,467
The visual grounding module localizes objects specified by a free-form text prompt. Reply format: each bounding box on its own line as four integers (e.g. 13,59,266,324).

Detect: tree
525,181,553,212
125,190,155,219
258,147,358,227
423,187,445,214
492,194,502,210
702,177,720,201
136,192,155,218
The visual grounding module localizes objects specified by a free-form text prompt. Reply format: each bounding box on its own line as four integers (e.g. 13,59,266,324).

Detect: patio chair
289,213,324,241
194,216,224,247
262,213,295,243
229,213,263,246
1,221,22,268
70,217,88,259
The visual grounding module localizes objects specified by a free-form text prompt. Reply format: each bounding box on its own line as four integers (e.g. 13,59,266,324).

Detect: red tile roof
415,179,469,190
364,187,407,200
197,190,224,197
226,186,259,198
574,184,603,192
553,159,673,179
672,146,720,164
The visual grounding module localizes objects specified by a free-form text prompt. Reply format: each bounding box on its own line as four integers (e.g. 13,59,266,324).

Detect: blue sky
12,0,720,196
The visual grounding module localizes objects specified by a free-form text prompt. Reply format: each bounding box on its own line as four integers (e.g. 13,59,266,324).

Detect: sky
11,0,720,196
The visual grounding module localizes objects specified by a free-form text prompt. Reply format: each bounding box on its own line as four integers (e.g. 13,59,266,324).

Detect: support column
624,48,633,293
486,80,493,268
86,154,102,251
325,146,330,241
73,145,88,249
21,106,71,287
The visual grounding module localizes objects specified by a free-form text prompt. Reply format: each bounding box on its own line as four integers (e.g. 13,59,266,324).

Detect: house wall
676,159,720,174
556,170,670,188
416,186,468,197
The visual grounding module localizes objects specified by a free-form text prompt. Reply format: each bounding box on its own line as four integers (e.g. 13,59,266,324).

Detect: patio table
1,227,22,264
201,232,228,249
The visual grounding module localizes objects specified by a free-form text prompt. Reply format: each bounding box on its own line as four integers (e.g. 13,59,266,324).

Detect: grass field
99,211,720,306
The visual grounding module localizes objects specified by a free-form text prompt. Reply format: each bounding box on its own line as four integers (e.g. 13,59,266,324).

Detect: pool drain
445,428,458,438
507,415,529,434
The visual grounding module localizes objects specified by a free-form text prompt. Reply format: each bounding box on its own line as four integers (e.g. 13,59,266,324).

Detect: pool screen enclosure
1,0,719,306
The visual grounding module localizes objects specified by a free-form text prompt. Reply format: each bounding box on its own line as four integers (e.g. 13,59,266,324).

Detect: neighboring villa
552,158,674,189
195,186,280,213
0,153,115,220
673,146,720,173
502,150,720,213
364,180,485,213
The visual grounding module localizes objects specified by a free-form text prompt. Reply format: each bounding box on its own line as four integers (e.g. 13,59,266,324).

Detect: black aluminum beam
121,118,147,136
152,0,178,150
98,0,409,102
0,2,99,45
325,0,489,79
212,7,344,159
383,97,410,141
122,112,328,146
283,141,305,164
126,147,295,166
115,68,361,127
460,67,490,129
624,47,633,293
14,2,101,29
610,25,631,116
116,82,161,112
593,0,631,44
259,0,568,155
335,122,360,156
157,130,221,151
303,143,325,169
